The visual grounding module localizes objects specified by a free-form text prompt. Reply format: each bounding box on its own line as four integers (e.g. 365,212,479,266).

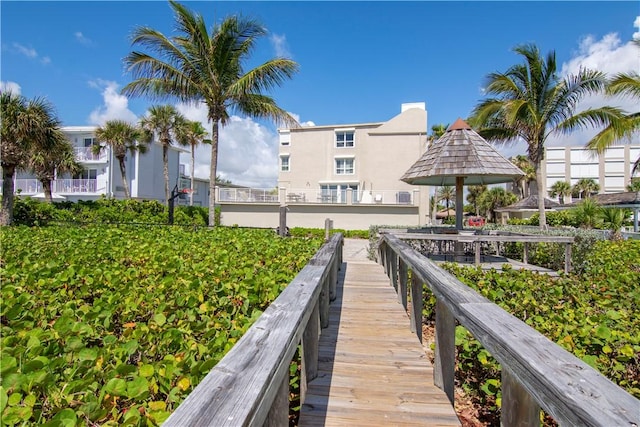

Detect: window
84,138,97,147
280,155,290,172
320,184,359,204
335,158,354,175
335,130,354,148
73,169,97,180
279,131,290,146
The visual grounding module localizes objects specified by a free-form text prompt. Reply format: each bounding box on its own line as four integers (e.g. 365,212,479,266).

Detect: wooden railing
378,232,638,427
393,231,574,273
163,233,343,426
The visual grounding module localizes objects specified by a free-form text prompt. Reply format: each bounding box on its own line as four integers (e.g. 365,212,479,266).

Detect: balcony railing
217,187,418,206
55,179,98,193
75,147,107,162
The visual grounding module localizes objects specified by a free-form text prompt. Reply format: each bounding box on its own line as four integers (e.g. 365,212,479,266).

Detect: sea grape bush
433,239,640,422
0,225,323,425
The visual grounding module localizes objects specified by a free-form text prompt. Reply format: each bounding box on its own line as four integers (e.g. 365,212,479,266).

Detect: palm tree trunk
190,143,195,207
1,165,16,225
163,144,170,206
535,164,547,229
118,157,131,199
42,179,53,203
208,121,219,226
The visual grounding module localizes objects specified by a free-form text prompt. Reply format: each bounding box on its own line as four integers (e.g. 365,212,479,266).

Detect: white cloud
270,33,291,58
74,31,92,46
176,101,281,188
87,79,138,125
41,56,51,65
288,111,315,127
633,16,640,40
0,81,21,95
12,42,37,58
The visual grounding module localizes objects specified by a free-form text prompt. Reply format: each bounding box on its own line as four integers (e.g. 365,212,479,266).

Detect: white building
12,126,209,206
542,144,640,199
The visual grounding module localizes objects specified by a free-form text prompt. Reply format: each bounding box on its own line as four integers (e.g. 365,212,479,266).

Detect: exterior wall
219,203,420,230
543,145,640,198
278,103,431,224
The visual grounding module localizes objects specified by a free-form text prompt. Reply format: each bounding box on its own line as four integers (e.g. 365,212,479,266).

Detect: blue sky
2,1,639,187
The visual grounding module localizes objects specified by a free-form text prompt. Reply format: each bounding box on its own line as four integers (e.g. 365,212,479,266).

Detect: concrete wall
219,202,421,230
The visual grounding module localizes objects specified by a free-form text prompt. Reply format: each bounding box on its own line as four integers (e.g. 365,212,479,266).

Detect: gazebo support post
634,208,638,233
455,176,464,230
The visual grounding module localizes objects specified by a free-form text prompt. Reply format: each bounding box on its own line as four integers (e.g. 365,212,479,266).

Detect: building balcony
75,147,107,162
8,179,100,195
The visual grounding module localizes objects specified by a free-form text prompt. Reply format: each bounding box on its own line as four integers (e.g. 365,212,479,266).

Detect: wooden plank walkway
299,241,461,426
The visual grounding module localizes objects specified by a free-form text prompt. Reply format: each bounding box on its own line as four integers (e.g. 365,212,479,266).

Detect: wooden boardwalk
299,242,461,426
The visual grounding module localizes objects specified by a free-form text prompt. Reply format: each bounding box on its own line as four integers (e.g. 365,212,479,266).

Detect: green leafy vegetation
422,239,640,423
0,225,322,425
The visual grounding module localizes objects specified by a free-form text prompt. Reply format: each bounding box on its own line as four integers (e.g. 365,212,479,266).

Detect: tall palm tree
437,185,456,220
139,105,187,205
466,184,487,215
1,92,61,225
122,0,299,225
94,120,147,199
176,120,210,206
469,43,621,229
572,178,599,200
510,155,535,198
549,180,572,205
28,136,82,202
587,40,640,174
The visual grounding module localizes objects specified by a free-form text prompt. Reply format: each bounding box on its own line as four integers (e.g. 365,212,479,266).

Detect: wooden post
279,206,287,237
474,240,481,265
390,251,398,290
301,301,320,404
501,366,540,427
398,260,408,309
434,300,455,404
410,274,422,341
564,243,571,274
319,275,330,329
329,255,337,302
523,242,529,265
263,372,289,427
324,218,333,241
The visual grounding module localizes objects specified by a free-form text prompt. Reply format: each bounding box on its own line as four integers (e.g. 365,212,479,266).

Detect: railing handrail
379,232,638,427
164,233,343,426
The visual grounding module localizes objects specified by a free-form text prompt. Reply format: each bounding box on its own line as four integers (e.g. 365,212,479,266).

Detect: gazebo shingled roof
401,118,525,186
496,195,560,212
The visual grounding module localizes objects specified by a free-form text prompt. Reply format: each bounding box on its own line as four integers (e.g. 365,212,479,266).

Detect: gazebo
495,195,560,224
565,191,640,232
401,118,524,230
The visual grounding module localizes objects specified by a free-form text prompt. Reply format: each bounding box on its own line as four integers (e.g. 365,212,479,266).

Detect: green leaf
0,386,7,414
139,364,154,377
153,313,167,326
104,378,127,396
595,325,611,340
126,377,149,399
78,348,98,361
47,408,77,427
0,357,17,374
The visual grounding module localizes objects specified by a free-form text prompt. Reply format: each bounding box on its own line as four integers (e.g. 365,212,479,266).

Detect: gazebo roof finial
447,117,472,131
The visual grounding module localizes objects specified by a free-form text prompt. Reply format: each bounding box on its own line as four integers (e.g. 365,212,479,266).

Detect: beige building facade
276,103,431,227
542,144,640,198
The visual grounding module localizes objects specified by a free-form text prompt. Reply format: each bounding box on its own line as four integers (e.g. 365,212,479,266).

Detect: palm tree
469,43,621,229
94,120,147,199
1,92,61,225
437,185,456,220
28,136,82,202
139,105,187,205
549,180,572,204
477,187,517,223
571,198,602,229
176,120,210,206
122,0,299,225
510,155,535,198
466,184,487,215
587,40,640,174
572,178,599,200
627,178,640,192
600,207,630,241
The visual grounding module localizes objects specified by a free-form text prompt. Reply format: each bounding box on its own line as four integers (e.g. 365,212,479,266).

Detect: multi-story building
11,126,209,206
542,144,640,199
276,103,430,222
